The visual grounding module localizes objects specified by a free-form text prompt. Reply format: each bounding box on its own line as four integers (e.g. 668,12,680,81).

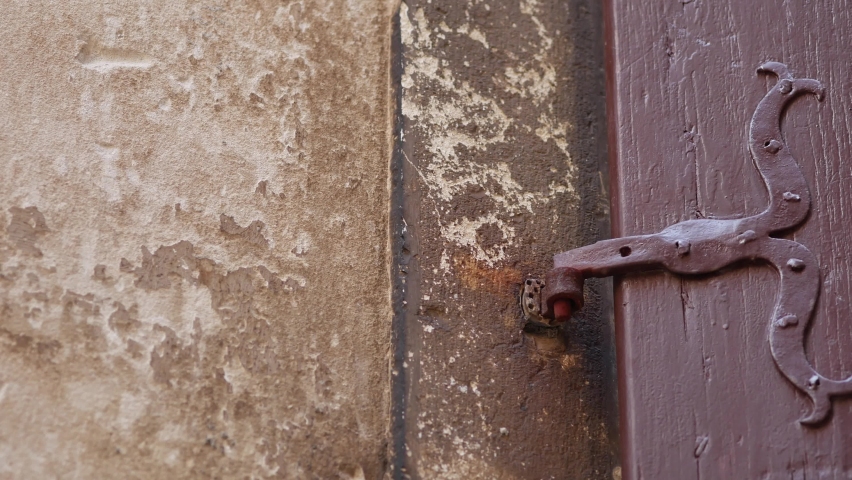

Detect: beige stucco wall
0,1,394,478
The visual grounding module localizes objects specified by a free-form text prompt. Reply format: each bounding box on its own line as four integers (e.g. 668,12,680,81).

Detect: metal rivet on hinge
779,79,793,94
777,314,799,328
808,375,820,389
737,230,757,244
675,240,691,256
783,191,801,202
764,139,783,153
787,258,806,271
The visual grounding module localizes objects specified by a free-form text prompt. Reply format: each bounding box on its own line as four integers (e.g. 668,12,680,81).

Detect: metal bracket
521,278,547,325
540,62,852,425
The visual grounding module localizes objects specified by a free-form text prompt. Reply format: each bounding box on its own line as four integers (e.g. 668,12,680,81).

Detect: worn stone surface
0,1,393,478
393,0,618,478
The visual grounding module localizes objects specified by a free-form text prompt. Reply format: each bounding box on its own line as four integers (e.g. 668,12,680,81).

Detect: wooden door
604,0,852,477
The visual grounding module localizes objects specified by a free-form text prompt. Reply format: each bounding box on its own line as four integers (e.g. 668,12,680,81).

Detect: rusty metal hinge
532,62,852,426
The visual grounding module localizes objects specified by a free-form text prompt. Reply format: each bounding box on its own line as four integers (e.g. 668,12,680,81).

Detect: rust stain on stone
454,253,521,297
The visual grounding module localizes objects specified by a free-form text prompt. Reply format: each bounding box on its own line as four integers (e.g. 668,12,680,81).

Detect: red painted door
603,0,852,477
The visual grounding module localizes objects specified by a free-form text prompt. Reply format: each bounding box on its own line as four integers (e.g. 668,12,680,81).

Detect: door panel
605,1,852,477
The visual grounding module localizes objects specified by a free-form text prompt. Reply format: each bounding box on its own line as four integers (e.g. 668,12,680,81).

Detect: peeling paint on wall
400,1,578,267
395,0,617,477
0,1,394,478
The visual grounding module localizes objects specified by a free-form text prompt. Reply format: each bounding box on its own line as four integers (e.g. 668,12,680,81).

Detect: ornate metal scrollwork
541,62,852,425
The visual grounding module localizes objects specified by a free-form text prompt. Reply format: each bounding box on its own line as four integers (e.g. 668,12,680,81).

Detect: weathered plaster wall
0,1,394,478
394,0,617,478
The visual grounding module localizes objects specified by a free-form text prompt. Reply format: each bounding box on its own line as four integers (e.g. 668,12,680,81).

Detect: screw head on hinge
764,139,783,153
787,258,806,271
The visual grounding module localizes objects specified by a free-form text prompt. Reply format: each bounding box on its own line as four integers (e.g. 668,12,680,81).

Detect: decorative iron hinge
535,62,852,426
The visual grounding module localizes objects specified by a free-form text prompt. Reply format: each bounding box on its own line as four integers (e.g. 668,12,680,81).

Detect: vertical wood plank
605,0,852,477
